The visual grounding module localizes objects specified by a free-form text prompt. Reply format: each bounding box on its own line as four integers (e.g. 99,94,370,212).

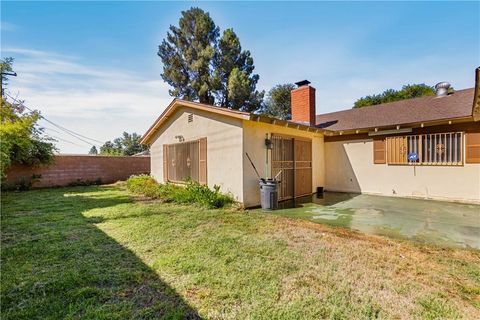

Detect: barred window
385,132,463,166
163,138,207,184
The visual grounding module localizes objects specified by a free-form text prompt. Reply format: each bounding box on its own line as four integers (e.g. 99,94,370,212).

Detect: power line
44,128,94,148
40,115,104,144
5,91,104,144
4,92,104,146
45,134,91,148
43,126,64,135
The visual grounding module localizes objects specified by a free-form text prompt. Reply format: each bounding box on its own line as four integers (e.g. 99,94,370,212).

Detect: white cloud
0,21,18,32
3,47,172,154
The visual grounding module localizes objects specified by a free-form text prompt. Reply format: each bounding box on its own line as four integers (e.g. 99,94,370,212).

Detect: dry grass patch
265,217,479,319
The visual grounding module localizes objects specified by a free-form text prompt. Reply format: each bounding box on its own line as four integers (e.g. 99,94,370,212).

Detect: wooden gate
294,139,313,197
271,135,312,200
271,135,294,200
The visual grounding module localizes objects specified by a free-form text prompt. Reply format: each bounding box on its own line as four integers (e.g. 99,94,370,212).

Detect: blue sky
1,1,479,153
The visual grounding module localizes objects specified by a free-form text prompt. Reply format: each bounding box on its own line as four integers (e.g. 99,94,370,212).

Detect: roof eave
250,114,328,134
322,116,474,136
141,100,330,145
140,99,251,145
140,98,177,145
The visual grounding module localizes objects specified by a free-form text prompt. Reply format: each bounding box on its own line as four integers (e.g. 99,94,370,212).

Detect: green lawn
1,185,479,319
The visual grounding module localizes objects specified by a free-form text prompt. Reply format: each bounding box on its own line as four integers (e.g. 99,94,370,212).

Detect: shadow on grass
1,186,201,319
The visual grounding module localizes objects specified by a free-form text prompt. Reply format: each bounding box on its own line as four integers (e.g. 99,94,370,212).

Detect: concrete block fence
5,155,150,188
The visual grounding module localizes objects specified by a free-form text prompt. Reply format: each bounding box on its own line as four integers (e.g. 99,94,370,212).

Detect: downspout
265,133,269,179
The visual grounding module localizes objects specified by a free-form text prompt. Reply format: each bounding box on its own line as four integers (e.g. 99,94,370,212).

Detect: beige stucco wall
149,107,245,202
242,120,325,208
325,139,480,203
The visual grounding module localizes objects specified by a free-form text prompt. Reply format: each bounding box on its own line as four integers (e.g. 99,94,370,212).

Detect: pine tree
158,8,264,111
213,29,262,111
158,7,219,104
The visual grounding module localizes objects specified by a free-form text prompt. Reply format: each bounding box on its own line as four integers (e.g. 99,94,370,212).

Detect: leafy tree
213,29,263,111
88,146,98,155
99,132,147,156
261,83,296,120
99,141,121,156
0,58,56,183
353,84,437,108
158,7,219,104
1,97,56,182
119,132,147,156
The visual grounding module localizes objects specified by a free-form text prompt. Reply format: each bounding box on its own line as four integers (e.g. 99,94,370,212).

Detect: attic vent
435,82,451,96
188,113,194,123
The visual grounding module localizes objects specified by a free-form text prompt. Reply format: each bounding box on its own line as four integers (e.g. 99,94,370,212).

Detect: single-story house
141,68,480,207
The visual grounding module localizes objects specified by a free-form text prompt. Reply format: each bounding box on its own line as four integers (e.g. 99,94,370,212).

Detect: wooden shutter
163,144,168,181
386,136,408,164
198,138,207,184
373,139,386,164
466,132,480,163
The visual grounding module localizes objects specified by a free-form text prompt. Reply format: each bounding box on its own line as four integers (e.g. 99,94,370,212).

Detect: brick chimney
291,80,316,126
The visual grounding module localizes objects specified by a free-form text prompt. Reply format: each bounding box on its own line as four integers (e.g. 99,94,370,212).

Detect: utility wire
44,127,96,149
5,92,100,146
43,126,64,135
45,134,90,148
43,126,94,146
5,91,103,144
4,92,104,146
41,116,104,144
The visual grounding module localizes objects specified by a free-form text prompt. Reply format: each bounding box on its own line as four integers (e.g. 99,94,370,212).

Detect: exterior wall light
265,138,273,149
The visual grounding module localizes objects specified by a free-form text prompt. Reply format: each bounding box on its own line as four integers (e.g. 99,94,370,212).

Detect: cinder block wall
5,155,150,188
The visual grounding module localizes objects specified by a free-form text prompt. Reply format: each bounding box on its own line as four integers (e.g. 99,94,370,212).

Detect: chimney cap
295,80,311,87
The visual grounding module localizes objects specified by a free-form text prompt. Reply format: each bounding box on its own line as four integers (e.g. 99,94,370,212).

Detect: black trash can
259,179,279,210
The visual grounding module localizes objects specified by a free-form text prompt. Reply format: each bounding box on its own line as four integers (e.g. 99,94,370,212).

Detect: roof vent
435,82,451,96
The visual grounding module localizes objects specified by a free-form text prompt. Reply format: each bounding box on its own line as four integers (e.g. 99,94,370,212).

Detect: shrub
67,178,102,187
126,174,163,198
126,175,234,209
1,173,42,191
175,179,235,209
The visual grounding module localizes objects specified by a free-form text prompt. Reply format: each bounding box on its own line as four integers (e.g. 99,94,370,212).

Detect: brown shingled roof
316,88,475,131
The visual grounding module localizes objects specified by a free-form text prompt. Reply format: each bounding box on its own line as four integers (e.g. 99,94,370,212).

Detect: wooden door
271,135,312,200
294,139,312,197
271,135,294,200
